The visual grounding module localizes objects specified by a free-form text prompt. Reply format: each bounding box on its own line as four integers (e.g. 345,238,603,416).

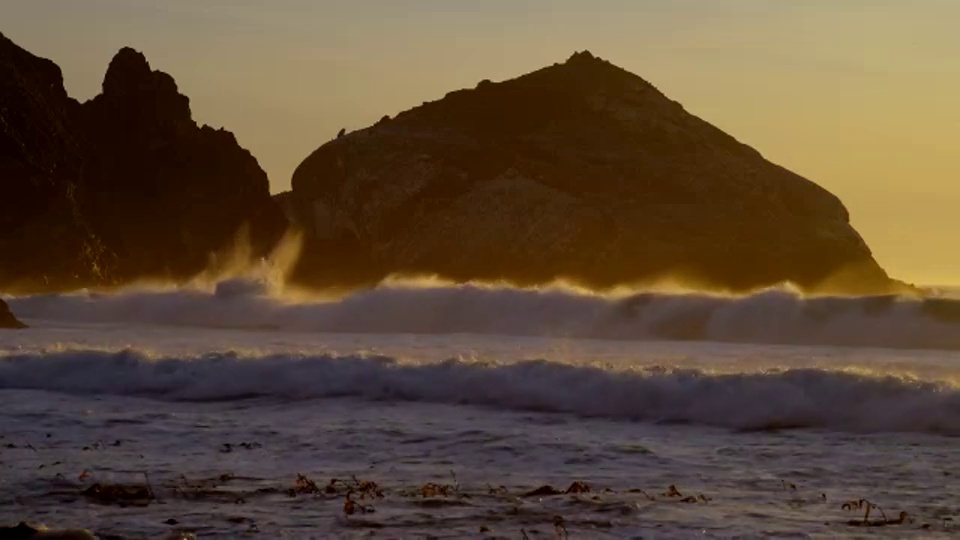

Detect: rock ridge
283,50,898,293
0,33,286,292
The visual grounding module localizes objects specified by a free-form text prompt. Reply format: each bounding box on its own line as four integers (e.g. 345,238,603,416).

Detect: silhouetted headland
281,51,908,294
0,32,286,293
0,33,912,295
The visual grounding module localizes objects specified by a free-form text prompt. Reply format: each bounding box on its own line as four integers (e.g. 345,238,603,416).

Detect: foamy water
8,279,960,349
1,282,959,537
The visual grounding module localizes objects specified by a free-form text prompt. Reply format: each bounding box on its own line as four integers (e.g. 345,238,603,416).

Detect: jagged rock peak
566,50,598,64
103,47,152,94
555,49,646,86
0,33,288,292
99,47,190,122
0,31,68,99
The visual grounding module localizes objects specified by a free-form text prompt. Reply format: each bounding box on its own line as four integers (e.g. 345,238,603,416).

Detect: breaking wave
0,349,957,436
7,280,960,350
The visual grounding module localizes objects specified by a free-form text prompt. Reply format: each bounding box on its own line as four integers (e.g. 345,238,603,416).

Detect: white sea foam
6,280,960,350
0,349,956,435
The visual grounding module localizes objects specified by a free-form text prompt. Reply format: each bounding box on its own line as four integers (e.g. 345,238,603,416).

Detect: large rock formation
78,48,286,281
0,32,110,291
284,51,900,293
0,33,286,292
0,298,26,329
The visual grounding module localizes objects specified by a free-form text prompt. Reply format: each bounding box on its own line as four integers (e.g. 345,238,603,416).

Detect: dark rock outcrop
0,298,26,329
0,521,93,539
285,51,901,293
0,32,110,290
0,34,286,292
78,48,287,281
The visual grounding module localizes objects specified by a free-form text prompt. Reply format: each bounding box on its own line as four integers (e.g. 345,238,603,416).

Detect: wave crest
8,282,960,350
0,349,957,435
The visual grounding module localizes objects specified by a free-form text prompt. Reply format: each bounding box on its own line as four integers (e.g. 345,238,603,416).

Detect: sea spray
8,281,960,350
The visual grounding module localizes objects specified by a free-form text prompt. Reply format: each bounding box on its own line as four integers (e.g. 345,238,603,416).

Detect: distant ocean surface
1,281,958,538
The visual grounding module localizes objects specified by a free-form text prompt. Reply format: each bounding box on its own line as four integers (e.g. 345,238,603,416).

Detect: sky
2,0,959,285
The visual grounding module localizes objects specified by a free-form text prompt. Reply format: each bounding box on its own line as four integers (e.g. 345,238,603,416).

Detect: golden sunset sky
3,1,958,285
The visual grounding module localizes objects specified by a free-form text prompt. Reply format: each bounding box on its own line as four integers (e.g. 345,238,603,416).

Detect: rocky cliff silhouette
1,35,906,295
0,33,286,292
0,32,108,291
282,51,901,293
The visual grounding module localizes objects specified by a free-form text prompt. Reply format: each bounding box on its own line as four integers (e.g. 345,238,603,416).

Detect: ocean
1,280,958,538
